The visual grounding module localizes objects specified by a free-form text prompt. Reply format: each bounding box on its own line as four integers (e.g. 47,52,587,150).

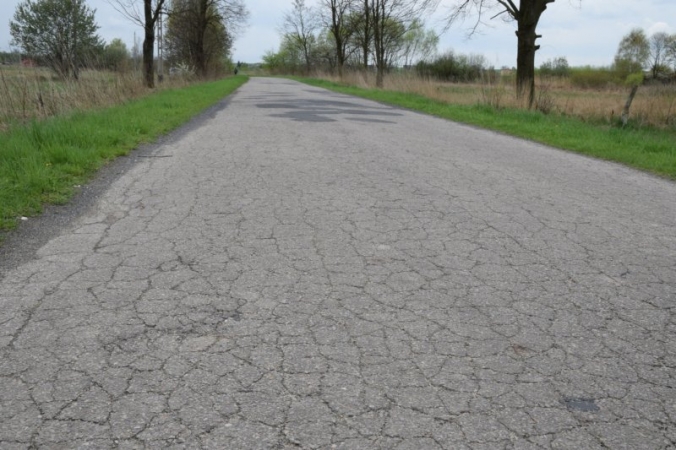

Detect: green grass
293,77,676,180
0,75,248,235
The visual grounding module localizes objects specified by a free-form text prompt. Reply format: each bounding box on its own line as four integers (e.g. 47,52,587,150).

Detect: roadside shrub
417,50,490,82
540,57,570,79
570,66,623,89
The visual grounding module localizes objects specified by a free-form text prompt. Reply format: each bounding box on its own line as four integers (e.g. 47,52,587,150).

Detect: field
0,65,195,129
316,70,676,129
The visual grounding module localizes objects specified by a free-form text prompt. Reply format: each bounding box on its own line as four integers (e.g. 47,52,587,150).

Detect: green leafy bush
569,67,624,89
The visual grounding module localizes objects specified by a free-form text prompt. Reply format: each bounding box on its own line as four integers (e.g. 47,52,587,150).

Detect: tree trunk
362,0,370,69
196,31,207,77
621,84,639,127
196,0,207,78
515,0,554,108
143,33,155,88
515,20,538,107
373,0,384,87
362,43,369,69
71,2,79,80
330,2,345,78
143,0,155,88
337,51,344,78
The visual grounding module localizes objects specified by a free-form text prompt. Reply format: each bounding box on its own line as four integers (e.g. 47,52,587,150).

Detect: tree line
266,0,440,87
9,0,248,87
268,0,563,106
614,29,676,81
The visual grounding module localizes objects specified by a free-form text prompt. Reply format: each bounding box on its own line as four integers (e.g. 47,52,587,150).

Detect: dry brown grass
318,71,676,128
0,66,194,130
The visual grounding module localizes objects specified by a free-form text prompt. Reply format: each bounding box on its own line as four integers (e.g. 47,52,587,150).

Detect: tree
416,49,488,81
283,0,320,73
398,19,438,66
103,38,131,71
446,0,558,107
539,56,568,78
613,28,649,77
166,0,245,77
353,0,373,68
10,0,103,79
378,17,408,69
320,0,355,76
263,34,305,73
667,34,676,72
370,0,439,87
109,0,167,87
647,32,671,78
131,34,142,70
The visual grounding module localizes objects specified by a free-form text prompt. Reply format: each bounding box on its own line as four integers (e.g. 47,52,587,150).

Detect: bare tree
108,0,167,87
398,19,438,66
349,0,373,68
648,32,671,79
320,0,355,76
446,0,561,107
370,0,439,87
667,34,676,72
283,0,320,73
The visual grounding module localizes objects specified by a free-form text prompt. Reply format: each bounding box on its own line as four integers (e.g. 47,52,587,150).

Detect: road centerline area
1,77,675,449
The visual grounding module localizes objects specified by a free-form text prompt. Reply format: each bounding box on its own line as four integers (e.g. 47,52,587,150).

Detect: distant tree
445,0,561,107
262,34,305,73
108,0,167,87
103,38,131,71
167,0,247,77
131,34,142,70
647,32,672,78
166,0,245,77
283,0,320,73
540,56,568,78
379,18,408,69
667,34,676,72
613,28,649,77
352,0,373,68
319,0,356,76
370,0,438,87
313,31,340,70
0,51,22,65
10,0,103,79
416,49,488,81
398,19,438,66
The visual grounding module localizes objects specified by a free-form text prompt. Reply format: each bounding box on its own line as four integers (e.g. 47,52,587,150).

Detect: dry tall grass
0,66,193,130
319,71,676,129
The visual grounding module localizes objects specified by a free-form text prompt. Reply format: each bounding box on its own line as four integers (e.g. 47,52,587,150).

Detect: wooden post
621,84,639,127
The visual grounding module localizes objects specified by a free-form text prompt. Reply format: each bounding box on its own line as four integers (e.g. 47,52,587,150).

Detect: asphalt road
1,77,675,449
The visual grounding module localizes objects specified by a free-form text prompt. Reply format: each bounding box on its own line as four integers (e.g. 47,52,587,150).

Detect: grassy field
0,75,248,237
315,71,676,129
0,66,198,129
293,76,676,180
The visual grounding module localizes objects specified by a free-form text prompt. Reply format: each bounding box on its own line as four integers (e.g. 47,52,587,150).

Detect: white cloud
647,21,673,35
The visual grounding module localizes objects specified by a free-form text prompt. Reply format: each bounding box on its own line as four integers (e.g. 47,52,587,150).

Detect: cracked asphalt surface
1,77,675,449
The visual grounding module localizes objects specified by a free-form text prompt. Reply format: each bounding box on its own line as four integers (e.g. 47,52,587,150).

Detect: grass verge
0,75,248,235
294,77,676,180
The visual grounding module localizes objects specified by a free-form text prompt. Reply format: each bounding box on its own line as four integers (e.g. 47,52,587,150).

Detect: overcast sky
1,0,674,67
